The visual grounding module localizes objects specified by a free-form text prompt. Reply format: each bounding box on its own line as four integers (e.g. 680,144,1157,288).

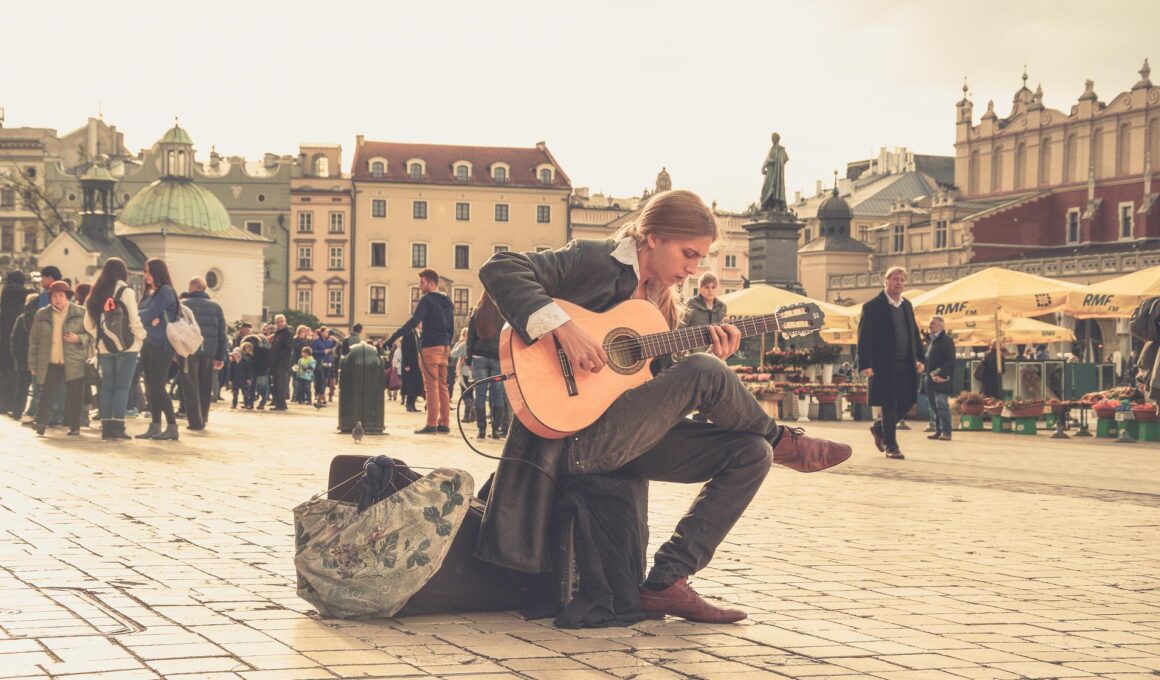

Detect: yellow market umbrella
910,267,1084,324
951,316,1076,346
1065,266,1160,318
718,284,857,331
818,327,857,345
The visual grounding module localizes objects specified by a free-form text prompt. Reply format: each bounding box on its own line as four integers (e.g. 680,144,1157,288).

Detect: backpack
166,300,204,357
1128,296,1160,343
98,286,134,353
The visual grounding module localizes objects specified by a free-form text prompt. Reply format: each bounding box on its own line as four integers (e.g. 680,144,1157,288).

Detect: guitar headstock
774,302,825,338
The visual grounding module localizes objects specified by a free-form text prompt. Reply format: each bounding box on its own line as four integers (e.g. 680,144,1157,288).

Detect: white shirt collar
885,291,903,308
610,237,666,304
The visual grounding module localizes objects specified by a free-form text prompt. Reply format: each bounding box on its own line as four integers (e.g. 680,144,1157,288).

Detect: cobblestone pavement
1,400,1159,679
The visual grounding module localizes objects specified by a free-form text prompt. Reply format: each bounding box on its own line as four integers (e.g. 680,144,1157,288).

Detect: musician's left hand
707,323,741,360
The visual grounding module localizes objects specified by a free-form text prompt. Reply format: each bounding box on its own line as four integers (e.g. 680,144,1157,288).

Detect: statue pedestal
743,210,804,293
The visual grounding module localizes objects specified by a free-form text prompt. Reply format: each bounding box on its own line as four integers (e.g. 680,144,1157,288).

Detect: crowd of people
0,258,517,443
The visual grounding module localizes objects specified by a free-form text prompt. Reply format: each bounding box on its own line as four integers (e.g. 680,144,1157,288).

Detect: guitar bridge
553,336,579,397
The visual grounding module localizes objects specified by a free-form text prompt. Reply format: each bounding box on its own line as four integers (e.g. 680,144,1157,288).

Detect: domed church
41,124,269,324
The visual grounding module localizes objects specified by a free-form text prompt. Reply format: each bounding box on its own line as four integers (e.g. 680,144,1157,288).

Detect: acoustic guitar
499,298,825,439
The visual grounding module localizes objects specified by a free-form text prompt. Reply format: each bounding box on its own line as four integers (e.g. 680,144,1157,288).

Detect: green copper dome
160,124,194,145
119,179,233,233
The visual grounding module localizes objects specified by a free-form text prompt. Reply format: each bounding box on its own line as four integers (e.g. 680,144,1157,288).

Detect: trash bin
338,343,385,433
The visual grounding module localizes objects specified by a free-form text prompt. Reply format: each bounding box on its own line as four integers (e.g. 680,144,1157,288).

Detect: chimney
816,180,823,196
355,134,365,148
536,141,547,150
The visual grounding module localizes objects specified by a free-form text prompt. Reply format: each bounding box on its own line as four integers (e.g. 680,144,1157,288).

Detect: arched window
1014,142,1027,190
455,165,469,181
409,163,423,180
166,150,175,175
1064,134,1078,182
538,168,552,184
176,150,186,176
493,166,508,182
371,161,384,178
1039,138,1052,186
1091,127,1105,179
969,150,980,196
1117,122,1132,176
990,145,1004,193
314,156,329,177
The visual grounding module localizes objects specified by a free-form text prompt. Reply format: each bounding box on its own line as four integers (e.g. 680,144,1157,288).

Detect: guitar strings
601,311,820,356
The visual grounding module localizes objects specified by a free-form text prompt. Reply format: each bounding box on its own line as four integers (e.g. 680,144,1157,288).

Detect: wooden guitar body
499,298,668,439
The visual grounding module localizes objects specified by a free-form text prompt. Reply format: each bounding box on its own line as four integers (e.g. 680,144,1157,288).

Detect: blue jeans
250,374,269,407
471,356,504,414
98,351,139,420
929,387,952,436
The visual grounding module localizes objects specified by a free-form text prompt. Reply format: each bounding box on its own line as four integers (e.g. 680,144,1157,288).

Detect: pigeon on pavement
352,421,364,443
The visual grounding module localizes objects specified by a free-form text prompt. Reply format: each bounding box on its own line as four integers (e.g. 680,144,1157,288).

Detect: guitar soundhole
604,328,645,375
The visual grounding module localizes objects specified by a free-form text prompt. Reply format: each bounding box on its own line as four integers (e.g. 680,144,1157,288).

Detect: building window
454,244,470,270
297,212,313,233
410,286,421,313
453,287,470,317
257,193,266,203
455,165,469,181
494,244,509,254
411,242,427,268
934,220,948,249
297,245,313,270
370,161,384,178
539,168,552,184
859,225,869,242
1,222,14,251
409,163,423,180
328,245,344,270
455,202,470,221
0,189,14,208
329,212,344,233
369,285,387,314
724,254,738,269
245,220,262,235
314,156,329,177
493,166,508,183
537,205,551,223
1120,202,1134,239
892,225,904,253
297,289,312,314
371,199,386,218
1066,209,1080,244
328,289,343,317
370,242,387,268
495,203,509,222
413,200,427,219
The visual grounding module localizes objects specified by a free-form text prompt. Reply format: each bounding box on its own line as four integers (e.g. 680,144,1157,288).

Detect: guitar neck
638,314,782,359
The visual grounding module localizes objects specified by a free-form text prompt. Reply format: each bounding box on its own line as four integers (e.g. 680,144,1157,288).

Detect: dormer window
409,162,423,180
539,168,552,184
455,164,470,181
492,164,509,183
370,161,384,178
314,156,330,178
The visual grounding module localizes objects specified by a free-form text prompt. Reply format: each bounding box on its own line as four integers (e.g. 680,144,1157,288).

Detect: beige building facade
290,144,352,331
350,137,571,336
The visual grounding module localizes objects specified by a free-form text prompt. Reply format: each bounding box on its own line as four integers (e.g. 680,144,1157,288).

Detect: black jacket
0,282,31,360
388,291,455,349
476,238,642,574
270,326,294,368
9,310,33,371
924,331,956,395
182,291,228,363
465,310,500,361
680,294,727,327
243,335,271,375
856,291,924,407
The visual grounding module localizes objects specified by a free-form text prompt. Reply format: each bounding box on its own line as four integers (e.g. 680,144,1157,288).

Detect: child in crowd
295,347,316,404
227,347,253,409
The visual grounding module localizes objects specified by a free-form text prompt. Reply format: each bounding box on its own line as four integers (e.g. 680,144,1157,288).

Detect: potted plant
812,385,840,404
957,392,987,416
1131,402,1159,422
1092,399,1118,419
809,344,842,383
1005,399,1045,418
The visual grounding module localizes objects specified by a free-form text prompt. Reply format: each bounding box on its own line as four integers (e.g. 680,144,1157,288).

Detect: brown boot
772,426,852,473
638,578,746,623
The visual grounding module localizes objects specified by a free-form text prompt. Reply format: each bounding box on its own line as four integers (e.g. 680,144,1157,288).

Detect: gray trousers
566,353,779,585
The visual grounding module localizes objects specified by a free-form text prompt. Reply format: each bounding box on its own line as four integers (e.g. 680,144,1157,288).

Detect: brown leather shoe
773,426,852,473
638,578,746,623
869,422,887,452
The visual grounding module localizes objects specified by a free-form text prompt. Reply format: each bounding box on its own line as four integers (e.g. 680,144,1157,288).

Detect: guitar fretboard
633,313,785,359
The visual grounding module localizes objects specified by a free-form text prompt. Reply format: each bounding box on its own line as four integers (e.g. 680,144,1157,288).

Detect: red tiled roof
351,140,571,189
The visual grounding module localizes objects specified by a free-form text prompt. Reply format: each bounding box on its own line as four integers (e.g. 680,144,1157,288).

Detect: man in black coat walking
923,316,956,441
179,277,228,430
1,270,32,413
857,267,924,459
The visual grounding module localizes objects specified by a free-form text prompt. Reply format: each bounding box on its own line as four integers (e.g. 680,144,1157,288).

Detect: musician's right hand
861,368,874,377
553,321,607,373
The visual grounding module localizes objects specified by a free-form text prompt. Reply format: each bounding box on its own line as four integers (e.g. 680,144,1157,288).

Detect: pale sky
4,0,1156,211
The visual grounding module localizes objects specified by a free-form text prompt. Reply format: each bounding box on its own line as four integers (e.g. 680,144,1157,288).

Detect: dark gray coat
856,291,924,407
182,291,228,363
477,238,642,574
924,331,956,395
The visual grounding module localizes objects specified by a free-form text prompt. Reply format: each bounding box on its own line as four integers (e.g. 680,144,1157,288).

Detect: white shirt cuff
526,302,571,341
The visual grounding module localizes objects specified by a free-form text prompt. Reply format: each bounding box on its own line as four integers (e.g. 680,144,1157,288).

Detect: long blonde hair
614,189,719,328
